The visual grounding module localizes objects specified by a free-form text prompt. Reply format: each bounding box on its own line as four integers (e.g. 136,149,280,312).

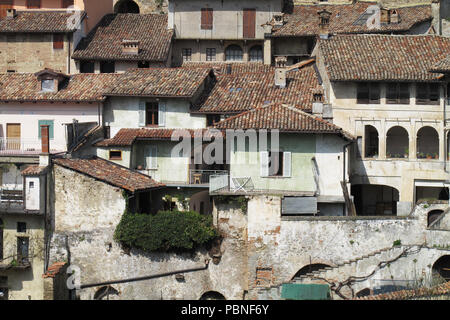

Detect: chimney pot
121,40,140,55
6,9,16,19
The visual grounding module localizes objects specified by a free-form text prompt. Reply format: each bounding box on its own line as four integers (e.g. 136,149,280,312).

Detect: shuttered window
201,8,213,30
243,8,256,38
261,151,291,177
53,34,64,50
416,83,439,105
26,0,41,9
145,146,158,170
38,120,54,139
146,102,159,126
387,83,409,104
357,83,380,104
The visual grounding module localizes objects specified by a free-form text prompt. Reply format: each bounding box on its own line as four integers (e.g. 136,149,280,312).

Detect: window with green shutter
38,120,54,139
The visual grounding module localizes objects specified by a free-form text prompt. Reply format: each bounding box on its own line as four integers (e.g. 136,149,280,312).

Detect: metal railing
0,188,24,205
0,138,65,155
189,169,228,185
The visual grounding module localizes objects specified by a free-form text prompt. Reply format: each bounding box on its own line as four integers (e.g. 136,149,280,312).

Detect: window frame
416,83,440,105
145,102,159,126
356,82,380,104
109,150,123,160
225,45,243,62
182,48,192,62
386,82,410,104
206,48,216,62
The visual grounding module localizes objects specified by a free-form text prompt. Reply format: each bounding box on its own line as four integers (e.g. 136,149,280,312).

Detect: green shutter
38,120,54,139
281,283,330,300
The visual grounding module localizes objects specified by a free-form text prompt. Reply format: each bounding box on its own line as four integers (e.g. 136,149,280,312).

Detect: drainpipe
78,260,210,290
444,82,448,173
342,141,353,216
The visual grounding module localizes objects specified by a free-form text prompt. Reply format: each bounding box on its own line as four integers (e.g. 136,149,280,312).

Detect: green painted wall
230,133,316,192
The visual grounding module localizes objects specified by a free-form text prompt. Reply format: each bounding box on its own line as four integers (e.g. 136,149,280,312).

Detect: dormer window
41,79,55,92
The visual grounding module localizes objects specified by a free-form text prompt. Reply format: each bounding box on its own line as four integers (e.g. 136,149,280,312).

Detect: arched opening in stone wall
432,255,450,283
199,291,226,300
93,285,119,300
292,263,332,279
355,288,372,298
114,0,140,14
427,209,444,228
351,184,399,216
386,126,409,159
417,126,439,159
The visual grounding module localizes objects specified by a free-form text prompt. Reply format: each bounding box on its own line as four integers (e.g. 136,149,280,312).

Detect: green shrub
114,210,218,252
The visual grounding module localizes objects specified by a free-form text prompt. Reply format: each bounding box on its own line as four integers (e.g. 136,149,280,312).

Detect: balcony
189,170,228,185
0,188,24,213
0,138,64,156
0,254,32,271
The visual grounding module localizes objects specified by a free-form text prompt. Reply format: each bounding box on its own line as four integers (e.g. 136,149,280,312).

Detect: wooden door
243,8,256,38
6,124,20,150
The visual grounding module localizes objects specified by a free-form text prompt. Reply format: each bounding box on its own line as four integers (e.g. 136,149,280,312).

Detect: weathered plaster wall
49,165,247,300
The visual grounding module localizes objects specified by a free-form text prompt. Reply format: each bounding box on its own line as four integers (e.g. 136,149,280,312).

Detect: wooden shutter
158,101,166,127
201,8,213,30
38,120,54,139
243,8,256,38
53,34,64,50
283,152,292,177
146,146,157,169
62,0,74,8
260,151,269,177
26,0,41,9
138,100,146,127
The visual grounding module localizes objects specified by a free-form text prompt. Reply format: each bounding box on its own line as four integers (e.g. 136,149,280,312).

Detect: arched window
386,126,409,159
427,209,444,228
225,45,243,61
417,126,439,159
249,45,263,62
114,0,140,14
200,291,226,300
364,125,379,158
432,255,450,282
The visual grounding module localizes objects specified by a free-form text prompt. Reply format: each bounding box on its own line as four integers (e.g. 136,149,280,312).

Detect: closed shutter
26,0,41,9
146,146,158,169
201,8,213,30
38,120,54,139
283,152,292,177
62,0,74,8
158,101,166,127
53,34,64,50
243,8,256,38
260,151,269,177
138,100,146,127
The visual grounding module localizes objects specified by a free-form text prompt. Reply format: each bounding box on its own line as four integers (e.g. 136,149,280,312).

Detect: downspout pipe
78,260,210,290
343,141,353,216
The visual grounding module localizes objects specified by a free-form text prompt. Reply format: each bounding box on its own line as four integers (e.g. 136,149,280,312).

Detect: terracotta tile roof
104,67,213,98
42,262,67,279
318,34,450,81
181,62,274,75
96,128,222,147
21,165,48,176
272,3,432,37
53,157,165,192
430,55,450,73
0,11,86,33
354,281,450,300
213,103,354,140
194,61,321,114
72,14,173,62
0,73,119,102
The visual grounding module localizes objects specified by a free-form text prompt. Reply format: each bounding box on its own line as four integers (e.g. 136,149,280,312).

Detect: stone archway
292,263,332,279
432,255,450,283
199,291,226,300
114,0,140,13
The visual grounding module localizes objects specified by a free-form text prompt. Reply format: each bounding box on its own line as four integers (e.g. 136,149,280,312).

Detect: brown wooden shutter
26,0,41,9
53,34,64,49
201,8,213,30
62,0,74,8
243,8,256,38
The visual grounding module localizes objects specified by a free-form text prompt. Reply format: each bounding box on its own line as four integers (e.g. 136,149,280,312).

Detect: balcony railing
0,138,65,155
190,170,228,185
0,254,32,271
0,188,24,212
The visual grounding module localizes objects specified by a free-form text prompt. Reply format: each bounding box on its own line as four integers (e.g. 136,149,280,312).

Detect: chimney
380,8,390,24
39,125,50,166
272,14,284,26
390,10,399,24
274,56,287,88
318,9,331,39
121,40,140,55
6,9,16,19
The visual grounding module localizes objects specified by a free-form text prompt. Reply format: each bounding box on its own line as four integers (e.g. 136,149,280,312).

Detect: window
416,83,440,105
53,34,64,50
100,61,115,73
260,151,291,177
225,45,243,61
357,83,380,104
146,102,159,126
17,237,29,263
29,181,34,189
207,114,221,126
243,8,256,38
182,48,192,62
206,48,216,62
26,0,41,9
138,61,150,68
364,125,379,158
17,222,26,233
249,46,263,62
109,150,122,160
386,83,409,104
6,70,15,73
62,0,74,8
80,61,95,73
201,8,213,30
38,120,54,139
41,80,55,92
145,145,157,170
